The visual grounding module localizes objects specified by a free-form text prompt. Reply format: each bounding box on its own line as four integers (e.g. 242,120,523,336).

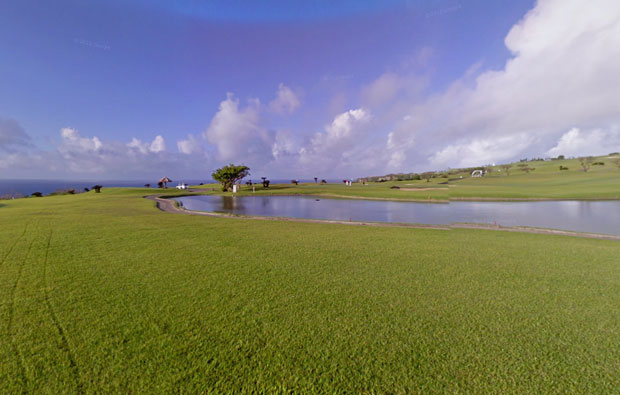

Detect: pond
172,195,620,236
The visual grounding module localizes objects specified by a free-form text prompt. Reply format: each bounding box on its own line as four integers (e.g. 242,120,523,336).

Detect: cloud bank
384,0,620,169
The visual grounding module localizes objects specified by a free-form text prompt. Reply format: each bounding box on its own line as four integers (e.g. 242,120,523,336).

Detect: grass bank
2,188,620,392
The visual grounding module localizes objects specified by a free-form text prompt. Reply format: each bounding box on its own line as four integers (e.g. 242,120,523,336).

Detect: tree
92,185,102,193
420,172,434,182
517,164,535,173
212,164,250,192
579,156,594,172
500,164,513,176
314,177,318,183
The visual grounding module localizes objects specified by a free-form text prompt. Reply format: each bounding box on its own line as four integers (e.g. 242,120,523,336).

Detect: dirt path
145,195,620,241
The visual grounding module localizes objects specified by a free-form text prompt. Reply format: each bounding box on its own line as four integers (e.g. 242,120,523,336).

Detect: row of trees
211,154,620,192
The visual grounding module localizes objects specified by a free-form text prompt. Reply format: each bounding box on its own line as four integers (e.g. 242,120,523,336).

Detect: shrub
50,189,76,196
32,192,43,197
559,166,569,170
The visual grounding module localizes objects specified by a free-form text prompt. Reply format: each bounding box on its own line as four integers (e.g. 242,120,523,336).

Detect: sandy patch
399,187,447,191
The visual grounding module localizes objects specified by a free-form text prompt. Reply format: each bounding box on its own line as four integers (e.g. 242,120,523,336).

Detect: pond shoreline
146,195,620,242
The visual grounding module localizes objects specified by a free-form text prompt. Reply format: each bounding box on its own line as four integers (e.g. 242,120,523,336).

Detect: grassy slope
449,156,620,199
2,189,620,392
191,156,620,201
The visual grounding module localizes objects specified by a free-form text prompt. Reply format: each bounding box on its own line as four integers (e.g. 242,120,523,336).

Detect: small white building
471,170,484,177
176,183,188,190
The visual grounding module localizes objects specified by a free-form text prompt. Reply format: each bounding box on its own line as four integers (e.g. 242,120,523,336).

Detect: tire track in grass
5,226,36,391
42,228,83,393
0,222,29,268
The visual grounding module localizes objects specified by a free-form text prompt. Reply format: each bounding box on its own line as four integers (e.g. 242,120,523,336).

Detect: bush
50,189,76,196
32,192,43,197
593,162,605,166
559,166,569,170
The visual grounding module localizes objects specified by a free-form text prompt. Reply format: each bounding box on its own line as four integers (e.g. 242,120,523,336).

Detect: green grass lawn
191,155,620,201
2,188,620,392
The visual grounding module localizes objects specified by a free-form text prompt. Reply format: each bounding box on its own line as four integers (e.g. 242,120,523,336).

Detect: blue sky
2,0,620,180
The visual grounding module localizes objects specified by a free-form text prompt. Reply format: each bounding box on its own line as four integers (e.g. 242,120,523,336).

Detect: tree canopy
212,164,250,191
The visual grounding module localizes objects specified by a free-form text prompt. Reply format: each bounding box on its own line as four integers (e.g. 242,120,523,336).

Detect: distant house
471,170,484,177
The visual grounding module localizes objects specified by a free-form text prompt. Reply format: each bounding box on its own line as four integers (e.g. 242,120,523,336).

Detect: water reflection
172,195,620,236
219,196,245,212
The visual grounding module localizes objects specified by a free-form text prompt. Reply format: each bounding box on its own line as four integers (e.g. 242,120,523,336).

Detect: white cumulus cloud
60,127,102,153
177,133,203,155
127,135,167,154
430,134,535,168
269,83,301,114
385,0,620,170
149,135,166,153
546,127,620,158
299,108,371,173
204,93,274,166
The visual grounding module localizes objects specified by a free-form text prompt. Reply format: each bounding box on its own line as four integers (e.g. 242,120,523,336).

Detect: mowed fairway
2,189,620,392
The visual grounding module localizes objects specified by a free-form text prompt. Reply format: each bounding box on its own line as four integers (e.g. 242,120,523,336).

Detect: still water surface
173,195,620,235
